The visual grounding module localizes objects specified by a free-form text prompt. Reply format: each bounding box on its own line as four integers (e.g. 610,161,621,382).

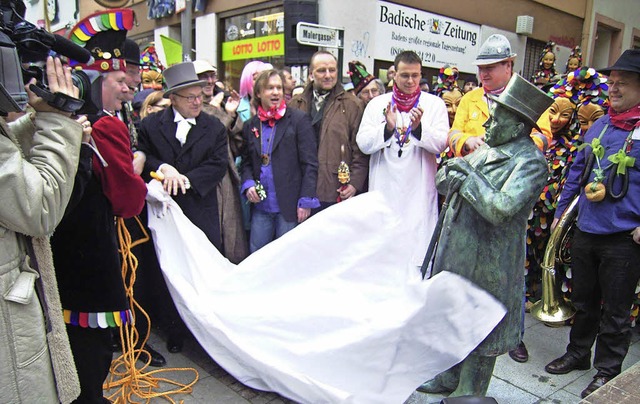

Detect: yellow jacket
449,87,552,156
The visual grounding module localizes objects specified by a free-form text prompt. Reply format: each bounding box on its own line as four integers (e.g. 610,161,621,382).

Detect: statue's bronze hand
446,157,472,176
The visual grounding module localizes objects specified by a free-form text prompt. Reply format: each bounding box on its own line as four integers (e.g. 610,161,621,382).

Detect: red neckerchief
392,84,421,113
257,100,286,127
609,104,640,131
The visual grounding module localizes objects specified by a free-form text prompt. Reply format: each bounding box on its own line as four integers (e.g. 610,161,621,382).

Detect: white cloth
174,110,195,146
145,181,505,404
356,92,450,266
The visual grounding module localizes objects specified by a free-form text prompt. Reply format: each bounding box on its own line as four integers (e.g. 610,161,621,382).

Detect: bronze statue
421,74,553,396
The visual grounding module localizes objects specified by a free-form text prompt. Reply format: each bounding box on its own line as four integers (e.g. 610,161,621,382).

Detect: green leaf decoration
607,150,636,176
577,137,605,160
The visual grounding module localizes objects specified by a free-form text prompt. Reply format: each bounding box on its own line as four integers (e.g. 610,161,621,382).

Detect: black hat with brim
598,49,640,76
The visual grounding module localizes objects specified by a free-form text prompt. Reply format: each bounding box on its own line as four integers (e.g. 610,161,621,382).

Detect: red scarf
483,85,506,97
392,84,421,112
257,100,286,127
609,104,640,131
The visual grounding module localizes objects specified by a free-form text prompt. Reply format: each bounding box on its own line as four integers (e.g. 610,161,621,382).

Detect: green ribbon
607,149,636,176
577,137,605,160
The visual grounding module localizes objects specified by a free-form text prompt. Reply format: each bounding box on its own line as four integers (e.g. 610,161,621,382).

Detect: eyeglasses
173,93,203,103
360,88,380,96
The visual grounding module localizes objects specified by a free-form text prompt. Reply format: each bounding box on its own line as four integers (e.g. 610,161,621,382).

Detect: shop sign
296,22,342,48
375,1,480,73
222,34,285,61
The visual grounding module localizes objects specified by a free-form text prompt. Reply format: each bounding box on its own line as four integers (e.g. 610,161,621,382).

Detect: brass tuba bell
530,196,579,326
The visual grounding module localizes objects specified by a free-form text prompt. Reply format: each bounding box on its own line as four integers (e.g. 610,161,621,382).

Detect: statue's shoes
416,379,454,394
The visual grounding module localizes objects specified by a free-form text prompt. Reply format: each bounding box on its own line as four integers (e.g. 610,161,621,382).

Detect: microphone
51,34,93,64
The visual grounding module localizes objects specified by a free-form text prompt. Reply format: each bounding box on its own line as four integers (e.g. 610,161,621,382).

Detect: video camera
0,0,101,114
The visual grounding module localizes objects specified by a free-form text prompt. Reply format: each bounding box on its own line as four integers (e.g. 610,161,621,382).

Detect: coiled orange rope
104,216,199,403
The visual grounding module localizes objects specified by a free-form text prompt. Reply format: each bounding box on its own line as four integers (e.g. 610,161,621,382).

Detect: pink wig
239,60,274,98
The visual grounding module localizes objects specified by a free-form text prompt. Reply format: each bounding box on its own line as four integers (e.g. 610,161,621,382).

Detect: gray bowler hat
163,62,208,98
488,74,553,130
473,34,517,66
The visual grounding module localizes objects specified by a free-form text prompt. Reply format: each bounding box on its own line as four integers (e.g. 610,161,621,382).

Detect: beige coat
0,113,82,403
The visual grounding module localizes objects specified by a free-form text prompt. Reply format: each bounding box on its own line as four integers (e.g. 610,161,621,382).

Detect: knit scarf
392,84,421,112
609,104,640,131
257,100,286,127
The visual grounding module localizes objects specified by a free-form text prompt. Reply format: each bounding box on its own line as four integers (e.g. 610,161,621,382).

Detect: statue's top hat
473,34,517,66
598,49,640,76
162,62,207,98
68,8,135,72
488,74,553,130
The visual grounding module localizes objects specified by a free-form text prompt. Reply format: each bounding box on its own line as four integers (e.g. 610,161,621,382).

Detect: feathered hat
435,64,459,96
549,67,609,109
68,8,135,72
140,43,164,73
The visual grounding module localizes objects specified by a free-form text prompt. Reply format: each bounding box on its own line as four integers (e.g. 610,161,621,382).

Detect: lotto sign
222,34,285,61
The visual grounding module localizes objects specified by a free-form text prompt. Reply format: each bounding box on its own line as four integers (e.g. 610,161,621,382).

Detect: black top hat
162,62,207,98
123,38,141,66
599,49,640,76
488,74,553,131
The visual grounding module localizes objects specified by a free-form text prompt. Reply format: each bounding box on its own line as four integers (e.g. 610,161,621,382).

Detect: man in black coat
137,62,228,250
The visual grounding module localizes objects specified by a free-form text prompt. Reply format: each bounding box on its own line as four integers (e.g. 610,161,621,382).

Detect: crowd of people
2,1,640,401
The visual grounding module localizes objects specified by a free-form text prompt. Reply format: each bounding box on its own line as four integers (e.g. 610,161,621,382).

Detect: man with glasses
356,50,449,270
137,62,228,250
137,62,228,354
348,60,385,106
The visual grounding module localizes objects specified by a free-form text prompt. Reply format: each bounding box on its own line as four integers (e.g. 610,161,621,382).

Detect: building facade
24,0,640,90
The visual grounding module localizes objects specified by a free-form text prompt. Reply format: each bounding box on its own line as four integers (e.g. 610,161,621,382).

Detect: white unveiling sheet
145,181,505,404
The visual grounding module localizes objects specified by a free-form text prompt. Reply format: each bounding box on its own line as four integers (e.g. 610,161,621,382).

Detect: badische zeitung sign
375,1,480,73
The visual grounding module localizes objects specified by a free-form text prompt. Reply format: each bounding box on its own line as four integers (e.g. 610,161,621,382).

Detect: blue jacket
555,115,640,234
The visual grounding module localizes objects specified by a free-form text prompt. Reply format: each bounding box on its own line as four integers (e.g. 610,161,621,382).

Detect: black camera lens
71,69,102,114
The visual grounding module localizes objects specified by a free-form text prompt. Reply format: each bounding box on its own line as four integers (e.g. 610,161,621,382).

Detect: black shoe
141,344,166,367
167,337,183,353
545,353,590,374
581,376,611,398
416,379,454,394
508,341,529,363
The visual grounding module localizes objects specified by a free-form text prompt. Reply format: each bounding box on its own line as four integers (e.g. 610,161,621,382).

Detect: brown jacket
289,83,368,203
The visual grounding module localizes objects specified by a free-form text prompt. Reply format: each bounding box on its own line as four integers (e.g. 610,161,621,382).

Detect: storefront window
221,6,285,92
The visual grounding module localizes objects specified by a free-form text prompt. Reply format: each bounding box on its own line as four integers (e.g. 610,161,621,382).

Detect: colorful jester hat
140,43,164,73
68,8,135,72
434,64,459,96
549,66,609,110
348,60,374,95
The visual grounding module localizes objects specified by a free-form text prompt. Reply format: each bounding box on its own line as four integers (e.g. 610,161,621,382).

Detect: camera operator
0,53,86,403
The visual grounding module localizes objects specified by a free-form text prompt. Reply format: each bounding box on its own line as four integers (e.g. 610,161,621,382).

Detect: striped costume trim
63,309,133,328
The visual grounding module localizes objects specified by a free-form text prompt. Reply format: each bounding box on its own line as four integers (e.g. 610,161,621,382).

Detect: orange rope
104,216,199,403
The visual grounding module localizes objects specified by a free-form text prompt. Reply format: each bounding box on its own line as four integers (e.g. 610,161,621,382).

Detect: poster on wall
375,1,480,73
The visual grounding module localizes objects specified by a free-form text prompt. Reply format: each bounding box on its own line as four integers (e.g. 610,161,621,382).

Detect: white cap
473,34,517,66
193,60,216,75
